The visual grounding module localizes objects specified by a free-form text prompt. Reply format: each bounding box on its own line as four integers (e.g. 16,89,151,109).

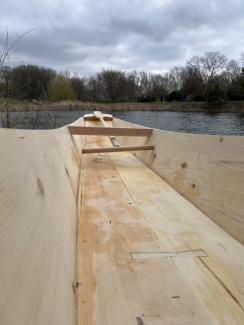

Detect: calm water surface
1,110,244,135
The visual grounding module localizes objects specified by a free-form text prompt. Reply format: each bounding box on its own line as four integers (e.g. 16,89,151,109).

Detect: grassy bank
1,99,244,113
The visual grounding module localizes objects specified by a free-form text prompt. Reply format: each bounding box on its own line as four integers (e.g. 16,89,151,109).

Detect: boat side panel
113,118,244,245
0,126,83,325
77,130,244,324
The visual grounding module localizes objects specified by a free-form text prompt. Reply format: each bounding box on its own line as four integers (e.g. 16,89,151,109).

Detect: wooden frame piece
68,126,153,137
82,145,155,154
84,114,113,121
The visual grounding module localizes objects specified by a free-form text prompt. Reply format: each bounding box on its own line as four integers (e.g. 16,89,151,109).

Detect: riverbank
1,100,244,112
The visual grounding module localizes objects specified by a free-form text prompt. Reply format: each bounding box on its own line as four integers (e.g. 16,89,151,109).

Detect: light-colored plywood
68,126,153,136
111,151,244,320
113,117,244,245
92,111,121,147
0,124,84,325
84,113,113,121
1,113,244,325
82,145,154,154
76,120,244,324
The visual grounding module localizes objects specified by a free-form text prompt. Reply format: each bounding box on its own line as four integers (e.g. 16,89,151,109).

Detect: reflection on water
1,110,244,135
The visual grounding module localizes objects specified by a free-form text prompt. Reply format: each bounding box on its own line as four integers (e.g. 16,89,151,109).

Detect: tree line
1,51,244,104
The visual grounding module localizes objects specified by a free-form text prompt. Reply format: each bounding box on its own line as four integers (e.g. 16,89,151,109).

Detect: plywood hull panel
0,123,84,325
0,115,244,324
113,118,244,245
76,122,244,324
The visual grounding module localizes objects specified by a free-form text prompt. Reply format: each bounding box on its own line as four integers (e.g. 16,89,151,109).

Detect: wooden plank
93,111,122,147
82,145,155,154
77,127,244,324
84,113,113,121
94,110,104,119
111,150,244,322
0,126,82,325
68,126,153,137
113,117,244,245
77,141,213,325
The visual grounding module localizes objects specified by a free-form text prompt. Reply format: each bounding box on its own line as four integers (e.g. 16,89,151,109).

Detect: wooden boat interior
0,111,244,324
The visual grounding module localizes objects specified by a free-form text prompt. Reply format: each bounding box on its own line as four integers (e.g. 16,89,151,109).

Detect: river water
1,110,244,135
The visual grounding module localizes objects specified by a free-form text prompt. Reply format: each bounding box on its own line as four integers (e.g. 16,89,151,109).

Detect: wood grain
68,126,153,136
82,145,154,154
113,117,244,245
0,125,85,325
76,119,244,324
1,113,244,325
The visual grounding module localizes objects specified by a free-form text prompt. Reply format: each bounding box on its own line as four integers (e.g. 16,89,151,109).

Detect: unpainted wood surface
1,114,244,325
84,113,113,121
113,118,244,245
76,119,244,325
82,145,154,154
68,126,153,136
0,123,84,325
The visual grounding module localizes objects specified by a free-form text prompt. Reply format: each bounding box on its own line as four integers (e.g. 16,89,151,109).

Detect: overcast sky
1,0,244,75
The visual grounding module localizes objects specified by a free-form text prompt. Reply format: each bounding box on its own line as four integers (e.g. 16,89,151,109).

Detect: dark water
1,110,244,135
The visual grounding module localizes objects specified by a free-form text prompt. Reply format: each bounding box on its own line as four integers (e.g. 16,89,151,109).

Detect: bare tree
181,66,204,100
225,59,241,82
188,52,228,82
97,69,128,102
70,77,85,100
241,53,244,68
0,28,31,127
169,66,184,90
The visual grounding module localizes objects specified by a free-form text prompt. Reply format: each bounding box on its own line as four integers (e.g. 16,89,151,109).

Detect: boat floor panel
76,130,244,325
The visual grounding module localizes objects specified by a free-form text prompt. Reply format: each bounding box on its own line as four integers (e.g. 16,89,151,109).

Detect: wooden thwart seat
82,145,154,154
68,126,153,137
77,111,155,154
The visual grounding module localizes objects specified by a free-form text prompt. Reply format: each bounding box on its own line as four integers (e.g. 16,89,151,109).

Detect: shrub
165,90,184,102
206,84,225,104
70,77,85,101
228,75,244,100
48,75,76,102
11,65,55,100
137,96,156,103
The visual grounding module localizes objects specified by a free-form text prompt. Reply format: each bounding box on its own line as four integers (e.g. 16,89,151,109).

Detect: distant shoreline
1,100,244,113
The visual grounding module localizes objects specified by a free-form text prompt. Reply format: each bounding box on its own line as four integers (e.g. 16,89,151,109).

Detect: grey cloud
1,0,244,74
